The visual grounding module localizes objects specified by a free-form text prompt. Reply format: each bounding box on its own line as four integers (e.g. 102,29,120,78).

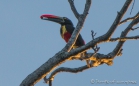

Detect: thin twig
119,13,139,25
119,17,135,25
91,30,96,40
90,30,100,58
130,0,135,15
131,26,139,30
110,35,139,42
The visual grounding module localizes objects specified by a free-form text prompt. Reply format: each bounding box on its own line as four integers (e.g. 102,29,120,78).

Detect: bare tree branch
130,0,136,15
71,29,139,61
83,0,92,15
120,17,134,25
105,0,133,39
131,26,139,30
68,0,80,19
63,0,91,52
68,12,139,67
44,52,115,83
119,13,139,25
112,12,139,56
44,65,90,83
110,35,139,42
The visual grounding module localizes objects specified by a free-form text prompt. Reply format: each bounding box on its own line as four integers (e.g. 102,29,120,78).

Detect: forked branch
63,0,91,52
105,0,133,39
68,0,80,19
112,12,139,56
119,13,139,25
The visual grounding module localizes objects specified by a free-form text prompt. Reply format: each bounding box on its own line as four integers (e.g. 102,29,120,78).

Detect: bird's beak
40,14,64,24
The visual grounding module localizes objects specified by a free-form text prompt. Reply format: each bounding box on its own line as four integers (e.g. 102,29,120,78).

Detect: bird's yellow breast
61,25,67,38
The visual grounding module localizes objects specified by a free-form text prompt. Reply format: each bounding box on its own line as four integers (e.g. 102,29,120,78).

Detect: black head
40,14,73,26
61,17,73,26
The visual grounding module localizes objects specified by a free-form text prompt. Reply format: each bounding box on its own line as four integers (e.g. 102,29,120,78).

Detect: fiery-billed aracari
40,14,90,67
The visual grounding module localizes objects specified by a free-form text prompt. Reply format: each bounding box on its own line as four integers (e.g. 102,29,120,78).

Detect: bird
40,14,90,67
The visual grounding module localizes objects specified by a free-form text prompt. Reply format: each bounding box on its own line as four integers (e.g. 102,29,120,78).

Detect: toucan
40,14,90,67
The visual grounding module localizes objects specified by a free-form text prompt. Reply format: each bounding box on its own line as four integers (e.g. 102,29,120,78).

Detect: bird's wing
65,25,85,47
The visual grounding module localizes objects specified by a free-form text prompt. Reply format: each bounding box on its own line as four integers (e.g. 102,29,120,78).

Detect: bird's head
40,14,73,26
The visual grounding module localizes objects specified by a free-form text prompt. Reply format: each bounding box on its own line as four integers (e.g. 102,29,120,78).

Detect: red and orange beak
40,14,64,24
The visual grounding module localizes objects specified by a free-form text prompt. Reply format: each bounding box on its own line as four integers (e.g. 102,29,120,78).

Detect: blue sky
0,0,139,86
